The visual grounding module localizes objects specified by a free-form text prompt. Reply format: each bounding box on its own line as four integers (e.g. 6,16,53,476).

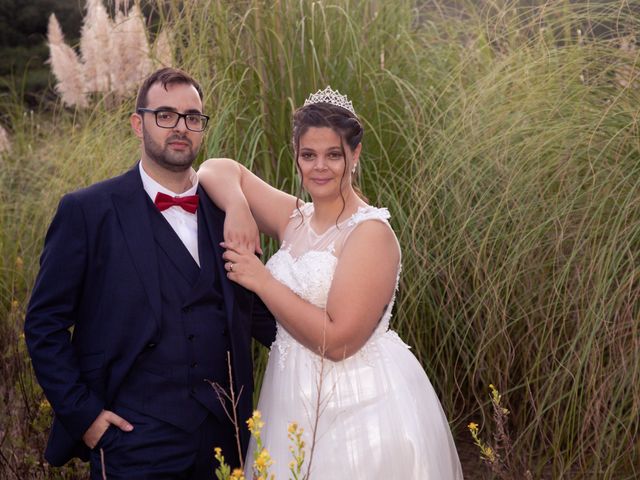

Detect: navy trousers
89,406,240,480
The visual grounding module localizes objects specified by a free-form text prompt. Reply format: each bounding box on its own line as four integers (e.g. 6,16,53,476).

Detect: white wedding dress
246,203,463,479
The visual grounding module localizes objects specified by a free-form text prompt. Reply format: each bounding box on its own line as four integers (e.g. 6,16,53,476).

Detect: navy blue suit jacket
24,165,275,466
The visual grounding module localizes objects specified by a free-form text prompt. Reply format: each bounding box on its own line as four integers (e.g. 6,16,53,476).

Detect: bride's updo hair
292,102,363,152
292,102,367,210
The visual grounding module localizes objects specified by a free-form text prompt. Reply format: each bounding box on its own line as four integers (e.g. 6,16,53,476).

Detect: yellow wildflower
288,422,298,434
231,468,245,479
489,384,501,403
247,410,265,434
484,446,495,461
468,422,478,431
255,449,272,469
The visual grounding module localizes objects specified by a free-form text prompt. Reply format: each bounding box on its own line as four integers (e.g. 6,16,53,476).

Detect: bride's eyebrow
299,145,342,152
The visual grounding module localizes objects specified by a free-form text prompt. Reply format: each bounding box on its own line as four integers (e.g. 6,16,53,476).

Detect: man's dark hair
135,68,204,111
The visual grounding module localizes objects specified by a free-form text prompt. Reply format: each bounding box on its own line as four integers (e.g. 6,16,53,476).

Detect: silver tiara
303,86,356,115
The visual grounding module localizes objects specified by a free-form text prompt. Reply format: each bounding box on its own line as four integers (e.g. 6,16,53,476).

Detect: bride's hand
221,242,271,293
223,203,262,255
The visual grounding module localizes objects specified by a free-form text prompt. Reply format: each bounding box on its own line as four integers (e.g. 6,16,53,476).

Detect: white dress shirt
139,162,200,266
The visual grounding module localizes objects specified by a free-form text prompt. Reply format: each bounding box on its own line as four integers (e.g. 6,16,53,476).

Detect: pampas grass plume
46,0,161,108
153,28,174,68
0,125,11,153
115,0,130,15
129,5,154,88
47,13,88,108
81,0,113,93
110,4,153,99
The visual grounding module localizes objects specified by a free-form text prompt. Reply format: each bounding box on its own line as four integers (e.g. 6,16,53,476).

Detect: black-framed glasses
137,108,210,132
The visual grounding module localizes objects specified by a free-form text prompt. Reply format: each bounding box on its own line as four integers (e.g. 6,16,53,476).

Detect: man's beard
143,129,199,172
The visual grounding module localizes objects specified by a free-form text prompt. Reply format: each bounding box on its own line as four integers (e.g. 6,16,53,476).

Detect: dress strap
347,206,391,226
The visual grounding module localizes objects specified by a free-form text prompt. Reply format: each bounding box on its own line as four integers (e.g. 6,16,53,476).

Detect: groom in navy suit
24,68,275,479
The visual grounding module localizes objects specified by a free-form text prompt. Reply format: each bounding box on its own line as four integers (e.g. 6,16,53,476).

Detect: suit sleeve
24,194,104,441
250,293,276,347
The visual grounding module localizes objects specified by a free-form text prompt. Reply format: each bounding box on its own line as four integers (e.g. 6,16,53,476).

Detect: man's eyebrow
154,106,203,114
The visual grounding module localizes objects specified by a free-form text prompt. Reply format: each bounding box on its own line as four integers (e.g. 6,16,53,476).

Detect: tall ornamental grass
1,1,638,478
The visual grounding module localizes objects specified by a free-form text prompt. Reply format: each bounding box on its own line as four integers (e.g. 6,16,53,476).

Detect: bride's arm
223,221,400,360
198,158,298,242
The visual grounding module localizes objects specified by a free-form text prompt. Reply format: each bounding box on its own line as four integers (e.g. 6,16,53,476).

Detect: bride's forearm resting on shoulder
198,158,246,212
199,157,297,241
256,221,399,361
198,158,259,251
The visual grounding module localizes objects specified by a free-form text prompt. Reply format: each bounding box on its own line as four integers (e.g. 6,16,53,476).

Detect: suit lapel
183,206,217,302
197,186,236,329
111,166,162,329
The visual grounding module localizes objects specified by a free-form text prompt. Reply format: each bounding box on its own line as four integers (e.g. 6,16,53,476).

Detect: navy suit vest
114,199,231,432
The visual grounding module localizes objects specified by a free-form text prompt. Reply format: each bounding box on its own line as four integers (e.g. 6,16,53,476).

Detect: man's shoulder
197,184,225,219
66,165,139,202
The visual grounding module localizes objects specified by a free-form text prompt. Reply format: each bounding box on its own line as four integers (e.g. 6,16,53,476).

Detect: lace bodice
266,203,405,365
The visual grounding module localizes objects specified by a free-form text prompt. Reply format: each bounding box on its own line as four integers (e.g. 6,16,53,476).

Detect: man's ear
130,113,143,139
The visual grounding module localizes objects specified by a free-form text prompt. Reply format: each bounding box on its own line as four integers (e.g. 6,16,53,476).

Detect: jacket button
188,334,195,341
183,306,192,313
146,342,157,349
222,327,228,336
191,362,198,368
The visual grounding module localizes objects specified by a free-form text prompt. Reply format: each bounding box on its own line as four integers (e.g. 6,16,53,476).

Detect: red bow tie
154,192,199,214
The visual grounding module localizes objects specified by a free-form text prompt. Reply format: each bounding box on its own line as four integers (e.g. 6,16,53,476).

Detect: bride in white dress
198,88,463,479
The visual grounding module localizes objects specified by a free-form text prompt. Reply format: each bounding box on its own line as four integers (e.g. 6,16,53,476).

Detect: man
24,67,275,479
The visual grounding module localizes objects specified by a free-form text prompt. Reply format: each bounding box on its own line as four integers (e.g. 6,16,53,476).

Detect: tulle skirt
245,328,463,479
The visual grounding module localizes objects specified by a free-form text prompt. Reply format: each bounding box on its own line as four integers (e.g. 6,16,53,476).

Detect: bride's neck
311,190,365,229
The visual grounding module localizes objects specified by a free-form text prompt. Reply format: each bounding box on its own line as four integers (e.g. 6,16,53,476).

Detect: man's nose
172,116,188,132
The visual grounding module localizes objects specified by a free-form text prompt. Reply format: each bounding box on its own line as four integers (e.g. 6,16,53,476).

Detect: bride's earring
352,164,357,174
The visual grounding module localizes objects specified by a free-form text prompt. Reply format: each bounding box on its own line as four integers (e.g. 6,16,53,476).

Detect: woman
198,87,463,479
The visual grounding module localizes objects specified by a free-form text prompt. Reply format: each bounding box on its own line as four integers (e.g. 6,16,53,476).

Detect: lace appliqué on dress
267,248,338,370
272,326,295,370
347,206,391,226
